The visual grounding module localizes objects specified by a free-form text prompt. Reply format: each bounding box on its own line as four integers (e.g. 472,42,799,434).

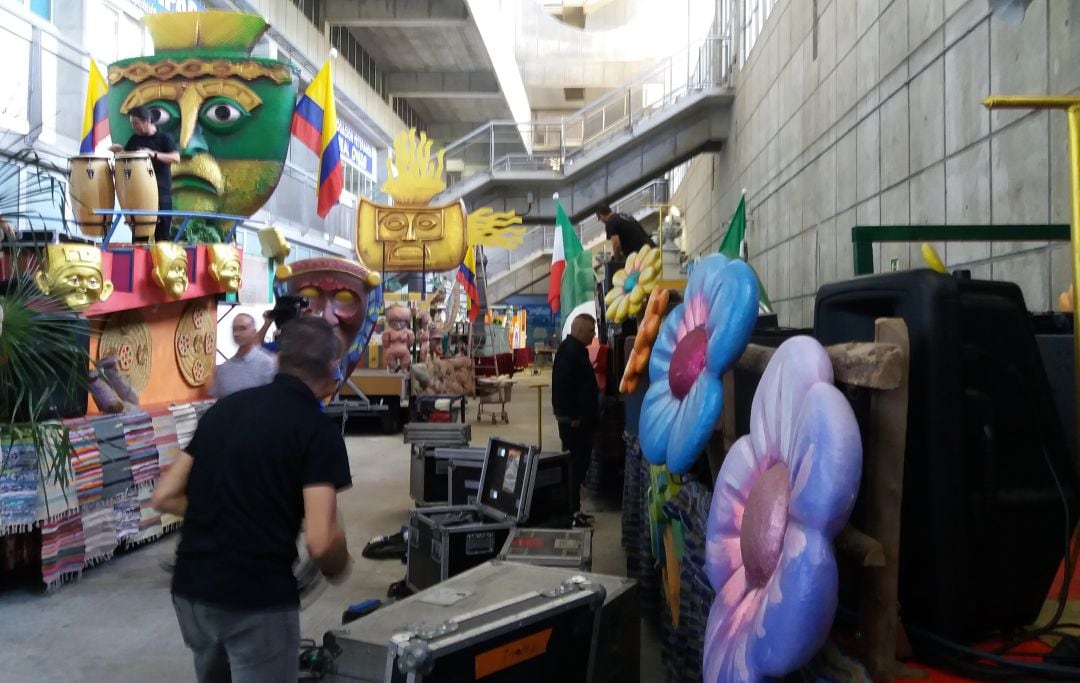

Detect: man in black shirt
551,313,600,525
152,317,352,683
596,204,655,259
110,105,179,242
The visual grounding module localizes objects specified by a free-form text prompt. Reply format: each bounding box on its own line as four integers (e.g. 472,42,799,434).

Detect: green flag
557,200,596,327
719,195,772,312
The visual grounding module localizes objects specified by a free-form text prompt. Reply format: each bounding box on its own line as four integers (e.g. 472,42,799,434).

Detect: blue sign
337,122,376,179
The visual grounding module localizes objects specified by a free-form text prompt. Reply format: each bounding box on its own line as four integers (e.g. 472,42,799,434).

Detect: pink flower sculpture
704,336,862,683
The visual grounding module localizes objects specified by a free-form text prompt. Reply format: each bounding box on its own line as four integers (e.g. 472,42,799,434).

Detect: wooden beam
836,526,886,567
735,341,905,390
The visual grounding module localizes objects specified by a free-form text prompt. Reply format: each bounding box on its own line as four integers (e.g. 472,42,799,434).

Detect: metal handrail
438,36,732,191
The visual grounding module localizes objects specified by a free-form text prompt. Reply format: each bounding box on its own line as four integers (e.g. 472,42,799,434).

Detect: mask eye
380,214,407,232
200,98,249,130
146,106,171,126
334,290,357,303
298,287,321,299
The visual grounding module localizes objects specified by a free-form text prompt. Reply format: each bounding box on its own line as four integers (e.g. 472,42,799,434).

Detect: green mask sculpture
107,11,296,218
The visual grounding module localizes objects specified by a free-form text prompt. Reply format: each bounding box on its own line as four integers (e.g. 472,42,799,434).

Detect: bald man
211,313,277,398
552,314,600,525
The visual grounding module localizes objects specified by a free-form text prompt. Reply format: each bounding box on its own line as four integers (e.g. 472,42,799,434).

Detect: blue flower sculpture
640,253,758,474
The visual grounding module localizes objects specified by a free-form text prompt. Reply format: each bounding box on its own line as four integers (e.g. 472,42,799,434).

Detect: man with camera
211,313,277,399
258,295,309,353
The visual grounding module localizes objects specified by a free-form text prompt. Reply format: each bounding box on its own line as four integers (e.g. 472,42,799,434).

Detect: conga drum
68,155,114,237
113,152,159,239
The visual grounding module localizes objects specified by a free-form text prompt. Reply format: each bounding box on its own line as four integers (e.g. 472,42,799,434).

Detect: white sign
134,0,205,14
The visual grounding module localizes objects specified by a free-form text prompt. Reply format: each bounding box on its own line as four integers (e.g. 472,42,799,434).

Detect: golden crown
381,129,446,205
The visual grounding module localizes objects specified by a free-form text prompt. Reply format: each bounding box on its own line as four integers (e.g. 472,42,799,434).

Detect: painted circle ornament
605,245,662,323
99,310,152,393
175,298,216,387
703,336,862,683
640,254,758,474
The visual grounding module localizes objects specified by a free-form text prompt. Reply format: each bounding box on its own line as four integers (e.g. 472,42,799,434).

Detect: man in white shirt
211,313,277,398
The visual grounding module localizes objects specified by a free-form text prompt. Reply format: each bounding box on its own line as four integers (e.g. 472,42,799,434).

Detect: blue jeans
172,595,299,683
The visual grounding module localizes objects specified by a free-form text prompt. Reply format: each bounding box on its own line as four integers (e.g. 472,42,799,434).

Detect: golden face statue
207,243,242,293
357,198,466,272
34,245,114,311
151,242,190,298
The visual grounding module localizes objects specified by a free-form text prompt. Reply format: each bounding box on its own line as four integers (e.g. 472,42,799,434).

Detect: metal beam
386,70,500,94
325,0,470,28
328,18,471,28
391,91,503,99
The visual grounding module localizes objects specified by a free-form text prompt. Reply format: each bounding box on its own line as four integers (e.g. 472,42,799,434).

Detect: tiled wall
673,0,1080,326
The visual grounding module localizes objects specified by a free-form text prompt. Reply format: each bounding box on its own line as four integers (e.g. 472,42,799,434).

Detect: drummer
109,105,179,242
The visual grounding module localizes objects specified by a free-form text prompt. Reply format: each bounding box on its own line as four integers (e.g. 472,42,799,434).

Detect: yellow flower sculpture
605,245,662,323
621,287,669,394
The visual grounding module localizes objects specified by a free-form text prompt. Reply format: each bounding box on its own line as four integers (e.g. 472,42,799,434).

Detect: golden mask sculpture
207,243,242,293
34,244,114,311
356,129,525,272
151,242,190,298
107,11,296,222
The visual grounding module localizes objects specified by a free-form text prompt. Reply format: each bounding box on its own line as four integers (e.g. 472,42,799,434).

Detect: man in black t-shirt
109,105,179,242
152,317,353,683
596,204,655,259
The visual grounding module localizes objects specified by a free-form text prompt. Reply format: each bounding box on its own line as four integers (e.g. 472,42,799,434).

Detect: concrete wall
671,0,1080,327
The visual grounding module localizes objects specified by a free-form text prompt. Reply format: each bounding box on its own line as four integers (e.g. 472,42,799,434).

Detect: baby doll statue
416,310,431,363
382,304,414,372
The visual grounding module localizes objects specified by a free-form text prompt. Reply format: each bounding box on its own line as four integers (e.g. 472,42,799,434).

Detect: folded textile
129,484,162,546
93,416,133,500
40,510,85,589
82,499,118,565
122,412,159,488
170,404,198,451
113,489,140,543
66,418,104,507
1,431,41,534
151,410,179,472
35,422,77,524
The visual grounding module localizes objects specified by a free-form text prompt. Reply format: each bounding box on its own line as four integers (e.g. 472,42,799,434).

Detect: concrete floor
0,369,664,681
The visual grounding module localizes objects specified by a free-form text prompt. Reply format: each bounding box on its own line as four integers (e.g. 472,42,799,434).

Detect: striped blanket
170,403,199,450
121,412,159,488
81,499,118,565
66,418,104,506
129,485,163,546
93,416,133,500
113,489,140,544
40,510,85,589
1,431,40,534
151,410,182,532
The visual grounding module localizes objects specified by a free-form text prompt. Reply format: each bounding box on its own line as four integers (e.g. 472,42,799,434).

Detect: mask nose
181,125,209,159
403,217,417,242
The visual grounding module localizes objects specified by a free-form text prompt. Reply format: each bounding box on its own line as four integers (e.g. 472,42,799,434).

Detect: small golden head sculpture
151,242,190,298
207,243,242,293
34,244,113,311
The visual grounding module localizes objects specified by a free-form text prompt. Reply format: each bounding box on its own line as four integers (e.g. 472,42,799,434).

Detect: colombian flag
457,246,480,321
291,59,343,218
79,61,109,154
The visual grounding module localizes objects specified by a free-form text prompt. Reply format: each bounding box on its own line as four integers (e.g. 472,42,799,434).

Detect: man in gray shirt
211,313,277,398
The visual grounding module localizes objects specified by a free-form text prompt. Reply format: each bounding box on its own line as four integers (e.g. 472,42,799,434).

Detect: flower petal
749,336,834,471
666,370,723,474
749,524,839,678
648,302,683,381
705,258,759,375
706,436,762,590
704,576,766,683
786,382,862,537
640,379,679,465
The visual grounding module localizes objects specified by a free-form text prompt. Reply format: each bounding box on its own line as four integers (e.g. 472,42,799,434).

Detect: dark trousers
155,195,173,242
172,594,300,683
558,420,594,514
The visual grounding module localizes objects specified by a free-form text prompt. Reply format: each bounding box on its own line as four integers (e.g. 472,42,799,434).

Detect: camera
272,294,309,328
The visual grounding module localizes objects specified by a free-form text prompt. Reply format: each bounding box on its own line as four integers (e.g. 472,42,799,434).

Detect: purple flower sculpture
703,336,862,683
640,253,758,474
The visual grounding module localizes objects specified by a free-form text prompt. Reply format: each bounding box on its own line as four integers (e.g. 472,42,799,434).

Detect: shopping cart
475,377,513,424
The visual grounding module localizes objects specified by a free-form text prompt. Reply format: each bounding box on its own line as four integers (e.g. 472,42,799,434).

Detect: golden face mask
151,242,190,298
356,198,466,272
207,243,242,293
34,244,114,311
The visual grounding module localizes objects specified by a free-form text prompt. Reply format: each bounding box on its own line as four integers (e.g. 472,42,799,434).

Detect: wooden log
836,526,887,567
858,318,910,683
735,341,905,390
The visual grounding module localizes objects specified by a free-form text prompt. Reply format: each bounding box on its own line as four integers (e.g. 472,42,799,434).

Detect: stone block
1049,0,1080,94
944,21,990,156
944,0,990,45
910,0,945,53
992,249,1049,312
856,0,879,38
881,181,911,271
818,0,838,76
879,0,908,79
818,144,838,222
880,87,909,189
1050,114,1070,225
857,196,881,227
836,0,859,64
909,161,946,263
910,26,944,76
837,129,858,213
989,0,1048,129
855,109,881,203
857,22,880,103
990,112,1050,257
944,140,992,264
909,57,945,173
818,217,838,286
837,207,857,278
802,36,820,95
1050,244,1073,310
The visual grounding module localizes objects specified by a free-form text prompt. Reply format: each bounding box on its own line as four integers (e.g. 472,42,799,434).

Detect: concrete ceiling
325,0,513,131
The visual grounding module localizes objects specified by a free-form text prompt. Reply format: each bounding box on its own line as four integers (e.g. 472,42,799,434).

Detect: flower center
739,463,791,588
624,271,640,293
668,327,708,399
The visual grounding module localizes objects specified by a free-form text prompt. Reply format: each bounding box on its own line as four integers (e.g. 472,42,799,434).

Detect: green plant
176,216,225,243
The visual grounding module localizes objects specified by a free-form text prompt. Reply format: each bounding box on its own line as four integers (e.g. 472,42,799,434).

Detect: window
30,0,51,21
742,0,778,63
329,26,386,99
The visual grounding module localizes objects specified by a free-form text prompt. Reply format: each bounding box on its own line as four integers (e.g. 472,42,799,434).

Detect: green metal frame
852,225,1071,275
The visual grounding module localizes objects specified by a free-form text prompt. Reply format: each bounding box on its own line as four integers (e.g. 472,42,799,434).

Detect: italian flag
547,200,595,323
